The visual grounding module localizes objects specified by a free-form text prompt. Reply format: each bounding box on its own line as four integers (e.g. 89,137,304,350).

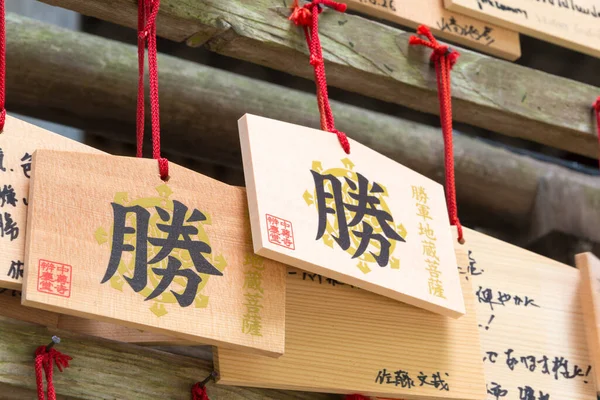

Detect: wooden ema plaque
0,289,185,345
453,228,596,400
240,114,464,318
444,0,600,58
215,265,485,399
576,252,600,394
22,150,286,357
0,115,103,290
340,0,521,60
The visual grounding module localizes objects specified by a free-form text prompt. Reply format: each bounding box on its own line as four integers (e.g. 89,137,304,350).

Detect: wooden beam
6,14,600,244
36,0,600,158
0,317,338,399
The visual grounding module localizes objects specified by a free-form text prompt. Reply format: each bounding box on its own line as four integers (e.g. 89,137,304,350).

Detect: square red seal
37,259,72,298
266,214,295,250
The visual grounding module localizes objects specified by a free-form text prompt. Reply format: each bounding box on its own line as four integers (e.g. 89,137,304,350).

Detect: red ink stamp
37,259,72,298
266,214,295,250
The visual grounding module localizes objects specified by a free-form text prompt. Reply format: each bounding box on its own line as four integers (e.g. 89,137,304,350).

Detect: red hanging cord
34,337,72,400
191,382,210,400
137,0,168,180
0,0,6,132
289,0,350,154
409,25,464,244
345,394,371,400
593,96,600,169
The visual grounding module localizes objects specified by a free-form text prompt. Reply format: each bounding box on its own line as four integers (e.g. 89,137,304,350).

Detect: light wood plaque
216,264,485,399
239,114,464,318
0,115,103,290
452,228,596,400
444,0,600,58
341,0,521,60
576,252,600,394
22,150,286,357
0,289,184,345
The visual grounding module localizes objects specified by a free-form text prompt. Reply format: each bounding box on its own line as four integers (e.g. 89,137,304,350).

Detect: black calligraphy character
487,382,508,399
148,201,222,276
20,153,32,178
497,291,511,306
303,272,322,284
524,296,540,308
0,185,17,207
463,250,483,280
102,203,150,292
518,386,536,400
538,392,550,400
393,370,414,388
7,260,24,280
552,357,584,379
431,372,449,391
538,355,550,375
505,349,518,371
484,351,498,363
514,295,523,305
476,286,499,310
311,170,404,267
520,355,537,372
0,148,5,172
146,256,200,307
0,212,19,241
375,369,392,385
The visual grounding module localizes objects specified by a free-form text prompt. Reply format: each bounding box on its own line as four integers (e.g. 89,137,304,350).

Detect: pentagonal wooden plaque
239,114,464,318
215,267,485,398
22,150,286,357
0,115,103,290
576,252,600,394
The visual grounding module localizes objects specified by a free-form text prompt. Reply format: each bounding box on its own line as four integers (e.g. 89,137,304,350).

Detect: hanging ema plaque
22,150,286,356
0,115,103,290
239,114,464,318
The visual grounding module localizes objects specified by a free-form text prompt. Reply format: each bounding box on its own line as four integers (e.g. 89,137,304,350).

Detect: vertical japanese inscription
95,184,227,317
303,158,407,274
242,254,265,336
0,147,31,281
412,186,444,298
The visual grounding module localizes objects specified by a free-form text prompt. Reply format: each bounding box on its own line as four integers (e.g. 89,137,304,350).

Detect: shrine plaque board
576,252,600,394
239,114,464,318
444,0,600,58
449,228,596,400
215,263,485,399
0,115,103,290
0,289,183,345
22,150,286,357
340,0,521,60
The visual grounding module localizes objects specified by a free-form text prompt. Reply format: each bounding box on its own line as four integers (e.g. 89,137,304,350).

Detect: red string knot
409,25,460,68
309,54,323,66
289,1,313,26
158,157,169,181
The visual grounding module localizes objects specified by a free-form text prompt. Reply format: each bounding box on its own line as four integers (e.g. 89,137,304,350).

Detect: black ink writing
437,16,496,45
7,260,23,280
477,0,528,18
0,212,18,241
476,286,540,310
375,369,450,391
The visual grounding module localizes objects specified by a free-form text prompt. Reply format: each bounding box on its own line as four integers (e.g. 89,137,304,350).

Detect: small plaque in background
215,265,485,399
23,150,286,357
576,252,600,394
239,114,465,318
340,0,521,60
0,115,103,290
444,0,600,58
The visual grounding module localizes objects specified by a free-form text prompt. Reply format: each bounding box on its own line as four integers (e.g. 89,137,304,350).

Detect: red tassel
34,337,72,400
